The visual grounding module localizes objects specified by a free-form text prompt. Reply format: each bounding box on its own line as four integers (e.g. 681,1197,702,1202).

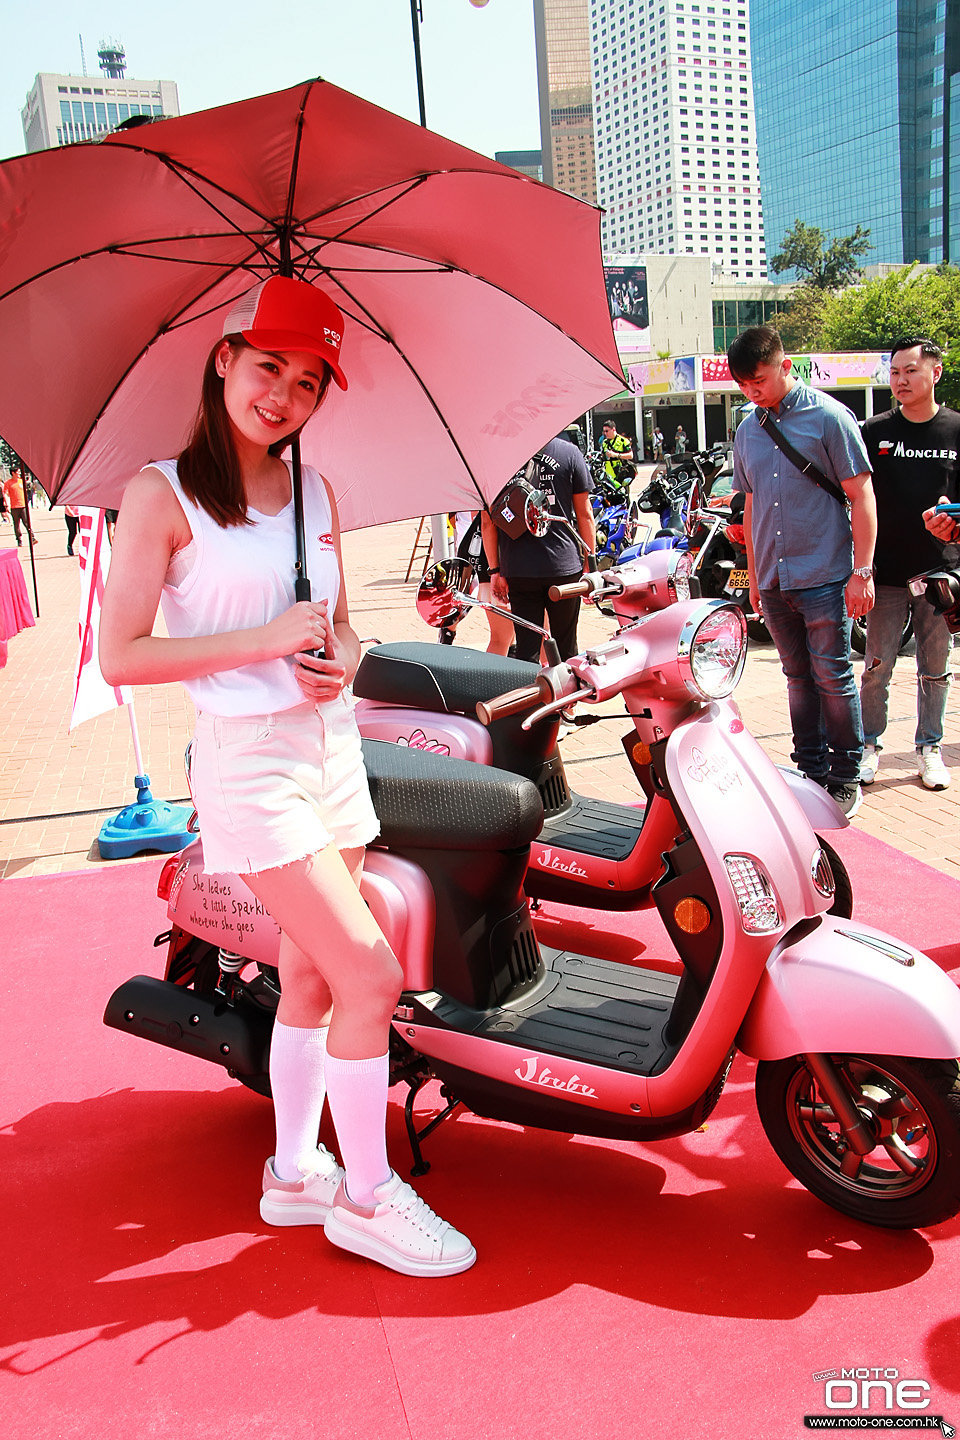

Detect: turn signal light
632,741,652,766
674,897,712,934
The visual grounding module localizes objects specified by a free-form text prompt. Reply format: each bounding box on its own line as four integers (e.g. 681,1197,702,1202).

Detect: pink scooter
105,570,960,1229
353,547,854,916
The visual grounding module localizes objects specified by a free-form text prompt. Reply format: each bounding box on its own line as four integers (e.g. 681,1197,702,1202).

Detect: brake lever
521,686,597,732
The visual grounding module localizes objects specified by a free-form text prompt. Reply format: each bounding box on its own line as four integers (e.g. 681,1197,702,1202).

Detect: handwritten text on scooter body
514,1056,599,1097
687,746,742,793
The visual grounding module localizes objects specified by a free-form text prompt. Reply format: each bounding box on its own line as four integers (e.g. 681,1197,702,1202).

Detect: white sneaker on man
859,744,880,785
917,745,951,791
324,1171,476,1277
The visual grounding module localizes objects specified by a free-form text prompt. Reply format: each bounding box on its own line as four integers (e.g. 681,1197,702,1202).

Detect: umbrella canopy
0,79,623,531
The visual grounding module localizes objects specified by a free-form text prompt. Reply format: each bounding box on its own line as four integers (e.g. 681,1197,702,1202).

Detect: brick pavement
1,492,959,881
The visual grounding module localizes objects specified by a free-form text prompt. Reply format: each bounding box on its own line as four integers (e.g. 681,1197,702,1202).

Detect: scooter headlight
679,602,748,699
669,548,695,603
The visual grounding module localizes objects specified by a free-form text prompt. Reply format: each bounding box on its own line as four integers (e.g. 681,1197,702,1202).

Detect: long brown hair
177,337,333,527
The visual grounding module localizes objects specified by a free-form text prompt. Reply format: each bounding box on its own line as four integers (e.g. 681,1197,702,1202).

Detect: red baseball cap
222,276,348,391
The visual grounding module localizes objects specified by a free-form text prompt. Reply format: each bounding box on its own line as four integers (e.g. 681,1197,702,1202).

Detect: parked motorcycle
593,489,644,570
104,560,960,1229
625,462,695,557
353,548,853,917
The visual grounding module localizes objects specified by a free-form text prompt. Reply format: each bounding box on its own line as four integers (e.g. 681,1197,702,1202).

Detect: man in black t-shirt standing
481,436,596,666
859,339,958,791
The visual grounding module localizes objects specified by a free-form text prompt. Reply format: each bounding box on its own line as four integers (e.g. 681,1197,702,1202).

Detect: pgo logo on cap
324,327,342,348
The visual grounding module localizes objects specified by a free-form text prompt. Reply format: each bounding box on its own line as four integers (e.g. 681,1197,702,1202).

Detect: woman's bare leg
244,845,401,1058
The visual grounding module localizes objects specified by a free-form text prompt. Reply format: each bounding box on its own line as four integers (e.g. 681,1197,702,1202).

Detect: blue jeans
761,581,863,786
860,585,953,749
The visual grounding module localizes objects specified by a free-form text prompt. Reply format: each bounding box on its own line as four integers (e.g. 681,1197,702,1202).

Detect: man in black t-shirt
859,339,958,791
481,436,596,665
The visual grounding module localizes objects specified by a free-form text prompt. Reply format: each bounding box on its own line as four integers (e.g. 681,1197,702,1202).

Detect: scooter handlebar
476,684,546,726
549,578,591,601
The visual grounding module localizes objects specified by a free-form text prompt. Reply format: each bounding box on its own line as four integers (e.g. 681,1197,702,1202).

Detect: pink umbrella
0,79,622,533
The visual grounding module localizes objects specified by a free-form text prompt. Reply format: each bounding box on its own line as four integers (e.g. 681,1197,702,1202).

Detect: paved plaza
1,484,959,883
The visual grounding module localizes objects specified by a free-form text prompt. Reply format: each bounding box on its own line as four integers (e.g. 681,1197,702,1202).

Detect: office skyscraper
590,0,766,281
534,0,598,203
752,1,958,269
21,41,179,153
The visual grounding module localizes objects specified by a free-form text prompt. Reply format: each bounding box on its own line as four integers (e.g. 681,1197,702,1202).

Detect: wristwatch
851,566,873,580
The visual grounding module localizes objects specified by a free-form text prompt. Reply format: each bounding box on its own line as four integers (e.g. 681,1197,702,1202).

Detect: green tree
768,282,831,351
820,263,960,407
770,220,872,289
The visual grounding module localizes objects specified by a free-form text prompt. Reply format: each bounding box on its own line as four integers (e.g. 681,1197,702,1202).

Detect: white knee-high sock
324,1051,391,1206
269,1019,329,1181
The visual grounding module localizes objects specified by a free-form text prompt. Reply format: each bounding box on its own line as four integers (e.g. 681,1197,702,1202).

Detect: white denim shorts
191,693,380,875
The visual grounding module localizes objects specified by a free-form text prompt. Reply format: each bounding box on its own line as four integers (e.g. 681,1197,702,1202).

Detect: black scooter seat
362,739,542,852
355,642,539,717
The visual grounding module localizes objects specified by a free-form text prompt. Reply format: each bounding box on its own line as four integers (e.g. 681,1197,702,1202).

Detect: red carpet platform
1,830,959,1440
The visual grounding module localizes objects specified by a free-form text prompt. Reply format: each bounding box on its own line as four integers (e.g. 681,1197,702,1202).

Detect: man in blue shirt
729,327,877,816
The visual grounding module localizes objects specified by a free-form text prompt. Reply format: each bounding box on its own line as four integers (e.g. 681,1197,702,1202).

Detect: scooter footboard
738,917,960,1061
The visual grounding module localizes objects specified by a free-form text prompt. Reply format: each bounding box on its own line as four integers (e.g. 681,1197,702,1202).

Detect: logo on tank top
317,532,335,549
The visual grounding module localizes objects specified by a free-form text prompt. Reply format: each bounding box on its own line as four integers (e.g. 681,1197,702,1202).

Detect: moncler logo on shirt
879,440,957,459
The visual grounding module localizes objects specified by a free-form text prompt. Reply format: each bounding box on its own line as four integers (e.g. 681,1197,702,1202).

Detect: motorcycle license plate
727,569,750,590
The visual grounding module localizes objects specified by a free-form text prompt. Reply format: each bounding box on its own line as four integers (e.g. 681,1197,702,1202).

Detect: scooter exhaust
103,976,271,1077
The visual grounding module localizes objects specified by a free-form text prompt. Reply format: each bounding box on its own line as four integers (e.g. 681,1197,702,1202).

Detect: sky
0,0,542,163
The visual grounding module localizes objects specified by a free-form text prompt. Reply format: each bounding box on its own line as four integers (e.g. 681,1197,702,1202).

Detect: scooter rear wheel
755,1053,960,1228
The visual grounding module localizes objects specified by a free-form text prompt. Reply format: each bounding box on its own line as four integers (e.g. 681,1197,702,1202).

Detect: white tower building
21,41,179,153
591,0,766,281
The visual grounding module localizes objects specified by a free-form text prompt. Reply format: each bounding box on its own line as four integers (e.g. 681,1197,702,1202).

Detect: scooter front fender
776,766,848,831
738,916,960,1060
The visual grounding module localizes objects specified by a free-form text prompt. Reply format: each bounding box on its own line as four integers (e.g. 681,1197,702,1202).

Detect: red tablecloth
0,548,35,666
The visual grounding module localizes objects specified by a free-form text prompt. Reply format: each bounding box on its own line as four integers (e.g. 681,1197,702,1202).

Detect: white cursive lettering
514,1054,599,1097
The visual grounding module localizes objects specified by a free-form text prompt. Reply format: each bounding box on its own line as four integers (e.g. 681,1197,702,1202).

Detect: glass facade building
752,0,960,269
533,0,599,203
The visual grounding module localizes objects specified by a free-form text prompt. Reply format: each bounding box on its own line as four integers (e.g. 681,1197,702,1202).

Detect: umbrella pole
290,433,325,658
291,434,310,603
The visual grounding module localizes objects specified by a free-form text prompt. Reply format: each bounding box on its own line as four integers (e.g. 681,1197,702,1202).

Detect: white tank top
155,458,341,717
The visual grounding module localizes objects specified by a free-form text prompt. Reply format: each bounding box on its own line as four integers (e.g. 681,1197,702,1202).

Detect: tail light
727,524,745,546
157,854,180,901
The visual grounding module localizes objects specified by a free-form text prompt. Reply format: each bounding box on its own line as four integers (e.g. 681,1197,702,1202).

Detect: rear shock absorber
216,948,245,1002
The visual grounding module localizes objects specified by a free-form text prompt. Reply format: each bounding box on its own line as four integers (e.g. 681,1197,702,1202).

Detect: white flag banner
70,508,132,730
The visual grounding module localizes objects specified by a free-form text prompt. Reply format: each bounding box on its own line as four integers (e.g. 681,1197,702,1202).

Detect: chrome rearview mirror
523,488,551,538
416,558,475,629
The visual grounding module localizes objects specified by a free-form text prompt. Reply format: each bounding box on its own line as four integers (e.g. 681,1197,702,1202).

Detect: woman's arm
100,469,326,686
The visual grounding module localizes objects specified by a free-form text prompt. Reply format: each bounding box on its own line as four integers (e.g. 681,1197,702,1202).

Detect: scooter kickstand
402,1072,462,1179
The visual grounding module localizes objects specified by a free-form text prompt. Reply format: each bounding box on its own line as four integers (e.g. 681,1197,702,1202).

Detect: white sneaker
917,745,951,791
860,744,880,785
324,1171,477,1277
259,1148,344,1226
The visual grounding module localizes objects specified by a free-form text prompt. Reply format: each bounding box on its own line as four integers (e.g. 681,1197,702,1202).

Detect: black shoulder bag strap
755,407,848,507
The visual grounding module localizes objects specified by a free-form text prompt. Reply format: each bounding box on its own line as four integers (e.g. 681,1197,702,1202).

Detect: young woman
100,275,475,1278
